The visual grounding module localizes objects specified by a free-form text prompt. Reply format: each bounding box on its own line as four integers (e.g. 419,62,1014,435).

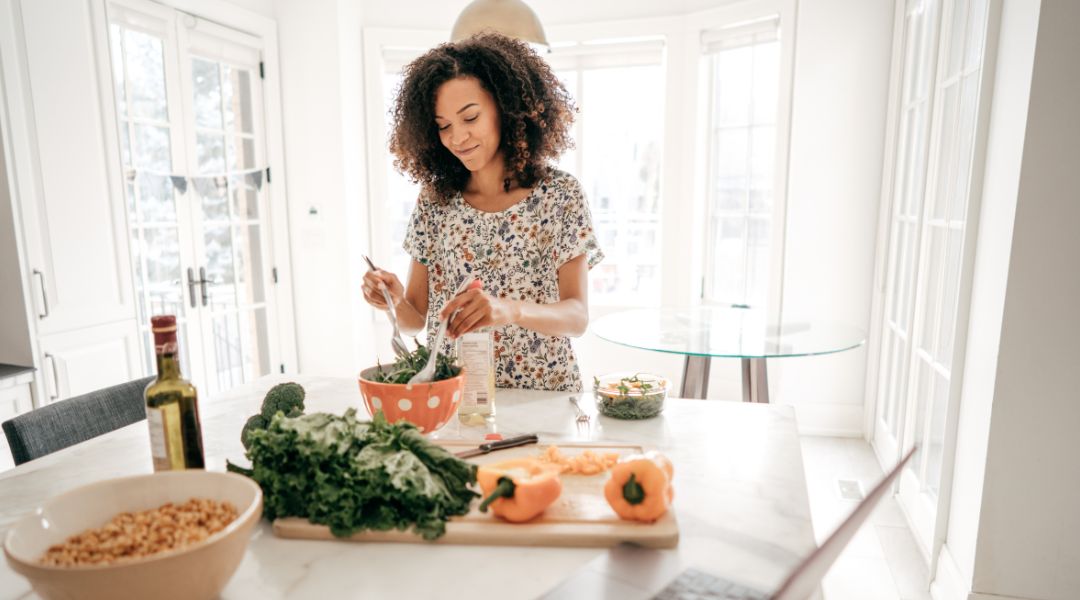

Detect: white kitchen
0,1,1077,599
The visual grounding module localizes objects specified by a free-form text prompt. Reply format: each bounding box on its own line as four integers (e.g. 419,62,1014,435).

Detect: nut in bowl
3,470,262,600
358,365,465,434
593,372,669,420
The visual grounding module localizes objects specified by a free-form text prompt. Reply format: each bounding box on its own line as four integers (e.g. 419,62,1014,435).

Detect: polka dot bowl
357,366,465,434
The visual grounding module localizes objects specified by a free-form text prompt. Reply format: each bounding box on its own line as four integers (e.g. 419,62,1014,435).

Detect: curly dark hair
388,32,576,203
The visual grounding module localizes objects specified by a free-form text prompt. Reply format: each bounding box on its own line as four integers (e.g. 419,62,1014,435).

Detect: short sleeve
402,198,436,266
552,175,605,269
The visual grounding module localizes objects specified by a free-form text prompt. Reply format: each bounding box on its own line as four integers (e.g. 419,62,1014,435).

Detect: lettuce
242,408,478,540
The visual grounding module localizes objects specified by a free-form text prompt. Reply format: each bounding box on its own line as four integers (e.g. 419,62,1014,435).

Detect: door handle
199,267,209,306
187,267,199,308
44,353,60,401
32,269,49,319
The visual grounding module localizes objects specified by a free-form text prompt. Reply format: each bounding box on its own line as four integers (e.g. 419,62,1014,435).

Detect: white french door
872,0,995,560
107,0,282,395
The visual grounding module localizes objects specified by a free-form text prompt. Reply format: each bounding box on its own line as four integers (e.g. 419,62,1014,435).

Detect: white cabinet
0,0,141,403
38,322,142,403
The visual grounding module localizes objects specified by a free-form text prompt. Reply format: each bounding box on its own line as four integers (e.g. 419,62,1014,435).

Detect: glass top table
591,307,866,402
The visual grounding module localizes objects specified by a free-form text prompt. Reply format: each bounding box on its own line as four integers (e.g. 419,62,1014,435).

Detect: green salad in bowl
592,372,669,420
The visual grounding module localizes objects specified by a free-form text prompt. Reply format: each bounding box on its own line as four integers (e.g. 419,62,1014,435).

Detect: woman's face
434,76,501,173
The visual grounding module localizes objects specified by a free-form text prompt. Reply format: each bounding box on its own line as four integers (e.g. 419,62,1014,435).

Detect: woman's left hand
440,287,520,339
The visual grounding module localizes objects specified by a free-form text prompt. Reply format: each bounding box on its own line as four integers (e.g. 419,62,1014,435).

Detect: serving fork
569,395,590,432
408,276,476,385
363,255,410,360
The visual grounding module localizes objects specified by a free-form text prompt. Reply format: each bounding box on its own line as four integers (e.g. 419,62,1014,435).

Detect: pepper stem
479,477,516,512
623,473,646,505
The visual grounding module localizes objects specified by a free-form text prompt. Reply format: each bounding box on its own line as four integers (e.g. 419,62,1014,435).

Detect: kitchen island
0,376,816,599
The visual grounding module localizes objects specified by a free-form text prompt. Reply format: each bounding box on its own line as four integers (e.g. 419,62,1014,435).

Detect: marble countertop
0,376,816,599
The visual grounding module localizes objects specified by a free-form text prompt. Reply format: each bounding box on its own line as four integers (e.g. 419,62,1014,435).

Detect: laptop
541,448,915,600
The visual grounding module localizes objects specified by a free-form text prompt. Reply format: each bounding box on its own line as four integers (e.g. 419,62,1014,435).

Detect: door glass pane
926,373,950,498
195,178,229,221
124,29,167,121
211,312,243,392
938,229,963,367
137,173,176,223
192,58,223,129
946,0,968,77
204,225,236,306
919,227,946,349
231,177,259,219
226,136,256,170
932,84,959,221
240,308,272,380
234,224,266,305
223,65,254,134
110,25,126,118
134,124,171,171
196,133,226,173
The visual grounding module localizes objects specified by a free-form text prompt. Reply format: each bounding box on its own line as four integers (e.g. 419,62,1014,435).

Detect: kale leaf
243,408,478,540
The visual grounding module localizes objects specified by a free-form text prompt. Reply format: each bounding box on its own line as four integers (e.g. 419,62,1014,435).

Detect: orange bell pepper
604,451,674,523
477,458,563,523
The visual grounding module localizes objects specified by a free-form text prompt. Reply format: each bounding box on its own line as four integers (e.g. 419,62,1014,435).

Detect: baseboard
787,402,864,436
967,592,1033,600
931,544,968,600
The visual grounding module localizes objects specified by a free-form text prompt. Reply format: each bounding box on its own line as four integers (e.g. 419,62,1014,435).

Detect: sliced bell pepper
604,451,674,523
477,458,563,523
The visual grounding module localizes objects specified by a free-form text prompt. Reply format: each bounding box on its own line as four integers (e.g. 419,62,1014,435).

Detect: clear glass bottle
457,330,495,424
144,315,205,470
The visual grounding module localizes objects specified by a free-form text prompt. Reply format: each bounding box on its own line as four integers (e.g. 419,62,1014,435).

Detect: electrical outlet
837,479,865,501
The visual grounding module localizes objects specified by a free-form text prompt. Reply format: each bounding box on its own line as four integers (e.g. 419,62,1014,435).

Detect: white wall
273,0,373,375
937,0,1039,594
773,0,893,434
966,1,1080,597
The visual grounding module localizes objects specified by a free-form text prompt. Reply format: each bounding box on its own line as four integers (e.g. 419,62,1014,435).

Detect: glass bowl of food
592,372,669,420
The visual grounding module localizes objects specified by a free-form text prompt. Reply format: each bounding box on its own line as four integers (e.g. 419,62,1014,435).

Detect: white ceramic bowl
4,470,262,600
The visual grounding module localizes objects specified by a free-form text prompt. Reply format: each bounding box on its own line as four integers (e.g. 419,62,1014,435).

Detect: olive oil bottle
145,315,205,470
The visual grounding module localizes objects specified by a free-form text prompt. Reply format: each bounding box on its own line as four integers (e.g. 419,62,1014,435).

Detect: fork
363,255,410,360
569,395,590,427
407,276,475,385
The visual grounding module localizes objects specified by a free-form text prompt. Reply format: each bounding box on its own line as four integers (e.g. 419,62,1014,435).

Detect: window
549,40,666,305
701,17,781,309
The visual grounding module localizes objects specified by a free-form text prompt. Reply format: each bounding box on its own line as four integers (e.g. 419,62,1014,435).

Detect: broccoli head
241,413,269,450
260,382,305,421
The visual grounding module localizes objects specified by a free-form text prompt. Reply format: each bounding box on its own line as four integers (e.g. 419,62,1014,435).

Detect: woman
361,33,603,392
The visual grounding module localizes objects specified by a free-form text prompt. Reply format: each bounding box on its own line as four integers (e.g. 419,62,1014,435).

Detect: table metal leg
680,355,711,399
741,358,770,403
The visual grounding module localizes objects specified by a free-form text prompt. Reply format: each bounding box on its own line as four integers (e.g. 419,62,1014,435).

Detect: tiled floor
799,436,932,600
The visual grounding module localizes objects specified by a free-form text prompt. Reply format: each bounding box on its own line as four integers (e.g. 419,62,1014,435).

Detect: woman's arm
442,254,590,339
361,259,430,336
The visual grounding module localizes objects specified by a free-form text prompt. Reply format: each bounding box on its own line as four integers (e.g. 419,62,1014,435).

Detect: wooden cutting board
272,441,679,548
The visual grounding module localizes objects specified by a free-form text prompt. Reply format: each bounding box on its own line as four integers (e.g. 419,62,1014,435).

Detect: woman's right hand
362,269,405,311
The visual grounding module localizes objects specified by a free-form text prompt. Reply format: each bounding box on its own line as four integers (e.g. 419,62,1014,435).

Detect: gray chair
2,376,155,466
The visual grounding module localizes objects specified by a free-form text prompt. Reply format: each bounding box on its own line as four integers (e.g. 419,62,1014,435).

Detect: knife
453,434,540,459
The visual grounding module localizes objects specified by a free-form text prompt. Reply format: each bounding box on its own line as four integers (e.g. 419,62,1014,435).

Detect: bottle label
459,331,494,414
147,404,185,471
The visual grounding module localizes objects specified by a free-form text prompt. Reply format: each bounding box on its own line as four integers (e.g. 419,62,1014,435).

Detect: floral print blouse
403,169,604,392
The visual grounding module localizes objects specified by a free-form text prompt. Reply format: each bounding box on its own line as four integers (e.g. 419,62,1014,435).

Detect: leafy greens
370,341,461,384
237,408,478,540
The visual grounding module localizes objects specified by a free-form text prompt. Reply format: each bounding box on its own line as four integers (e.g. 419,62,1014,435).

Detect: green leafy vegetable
594,373,667,420
370,341,461,384
239,408,478,540
260,382,306,420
